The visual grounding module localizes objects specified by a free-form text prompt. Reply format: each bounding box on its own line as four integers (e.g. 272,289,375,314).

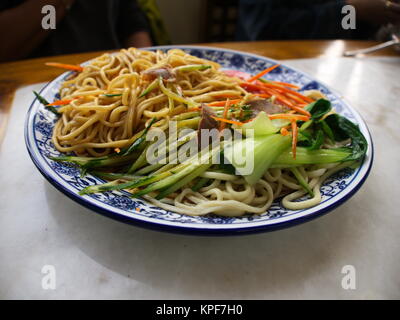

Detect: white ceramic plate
25,46,373,235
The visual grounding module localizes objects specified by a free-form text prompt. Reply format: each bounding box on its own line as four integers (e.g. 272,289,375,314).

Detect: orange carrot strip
211,116,244,126
47,98,76,106
253,93,272,98
186,107,202,112
214,93,241,99
291,120,298,159
283,92,310,105
273,81,300,89
285,104,311,117
264,87,296,106
262,82,313,103
45,62,84,72
266,88,296,107
248,64,281,83
114,148,121,153
208,99,241,107
269,114,310,122
219,99,230,131
265,88,311,117
286,91,314,104
240,82,267,93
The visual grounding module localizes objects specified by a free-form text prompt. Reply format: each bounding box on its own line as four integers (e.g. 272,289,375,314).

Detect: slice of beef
197,104,219,150
142,66,176,82
247,99,288,115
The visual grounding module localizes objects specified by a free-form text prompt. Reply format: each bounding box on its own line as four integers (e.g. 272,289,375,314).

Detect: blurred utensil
344,34,400,57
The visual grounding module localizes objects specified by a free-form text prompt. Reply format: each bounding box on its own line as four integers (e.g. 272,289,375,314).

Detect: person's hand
347,0,400,25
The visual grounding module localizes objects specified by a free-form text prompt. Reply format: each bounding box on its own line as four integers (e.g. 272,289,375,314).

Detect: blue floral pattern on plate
24,46,373,235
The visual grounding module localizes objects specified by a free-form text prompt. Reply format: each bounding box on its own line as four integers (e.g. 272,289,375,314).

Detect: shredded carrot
262,82,313,103
297,103,308,108
290,105,311,117
219,99,230,131
186,107,202,112
114,148,121,153
240,82,268,93
277,98,311,116
214,93,241,99
280,127,290,136
45,62,84,72
273,81,300,89
253,93,272,98
135,207,140,212
269,114,310,122
248,64,281,83
264,88,295,107
47,98,77,106
263,88,311,117
244,82,306,115
208,99,241,107
282,92,310,105
291,120,298,159
211,116,244,126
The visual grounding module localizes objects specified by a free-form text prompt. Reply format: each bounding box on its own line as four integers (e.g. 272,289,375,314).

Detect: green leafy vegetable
132,147,219,198
103,93,123,97
234,111,279,136
305,98,332,121
224,134,291,185
298,127,325,150
33,91,60,116
290,167,314,197
174,64,211,72
320,119,335,141
50,153,138,170
139,78,158,98
324,114,368,161
120,118,156,156
90,172,140,181
273,147,352,166
191,177,210,192
79,173,170,195
156,163,212,199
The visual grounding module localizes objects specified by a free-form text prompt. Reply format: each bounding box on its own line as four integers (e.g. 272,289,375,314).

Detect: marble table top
0,57,399,299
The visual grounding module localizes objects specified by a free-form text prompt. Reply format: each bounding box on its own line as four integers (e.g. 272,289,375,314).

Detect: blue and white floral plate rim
24,45,374,235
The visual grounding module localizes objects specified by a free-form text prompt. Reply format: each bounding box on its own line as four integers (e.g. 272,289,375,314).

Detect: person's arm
118,0,153,48
124,30,152,48
0,0,75,62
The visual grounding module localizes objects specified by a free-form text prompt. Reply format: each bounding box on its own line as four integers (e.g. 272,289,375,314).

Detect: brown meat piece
142,66,176,82
247,99,288,115
197,104,219,149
